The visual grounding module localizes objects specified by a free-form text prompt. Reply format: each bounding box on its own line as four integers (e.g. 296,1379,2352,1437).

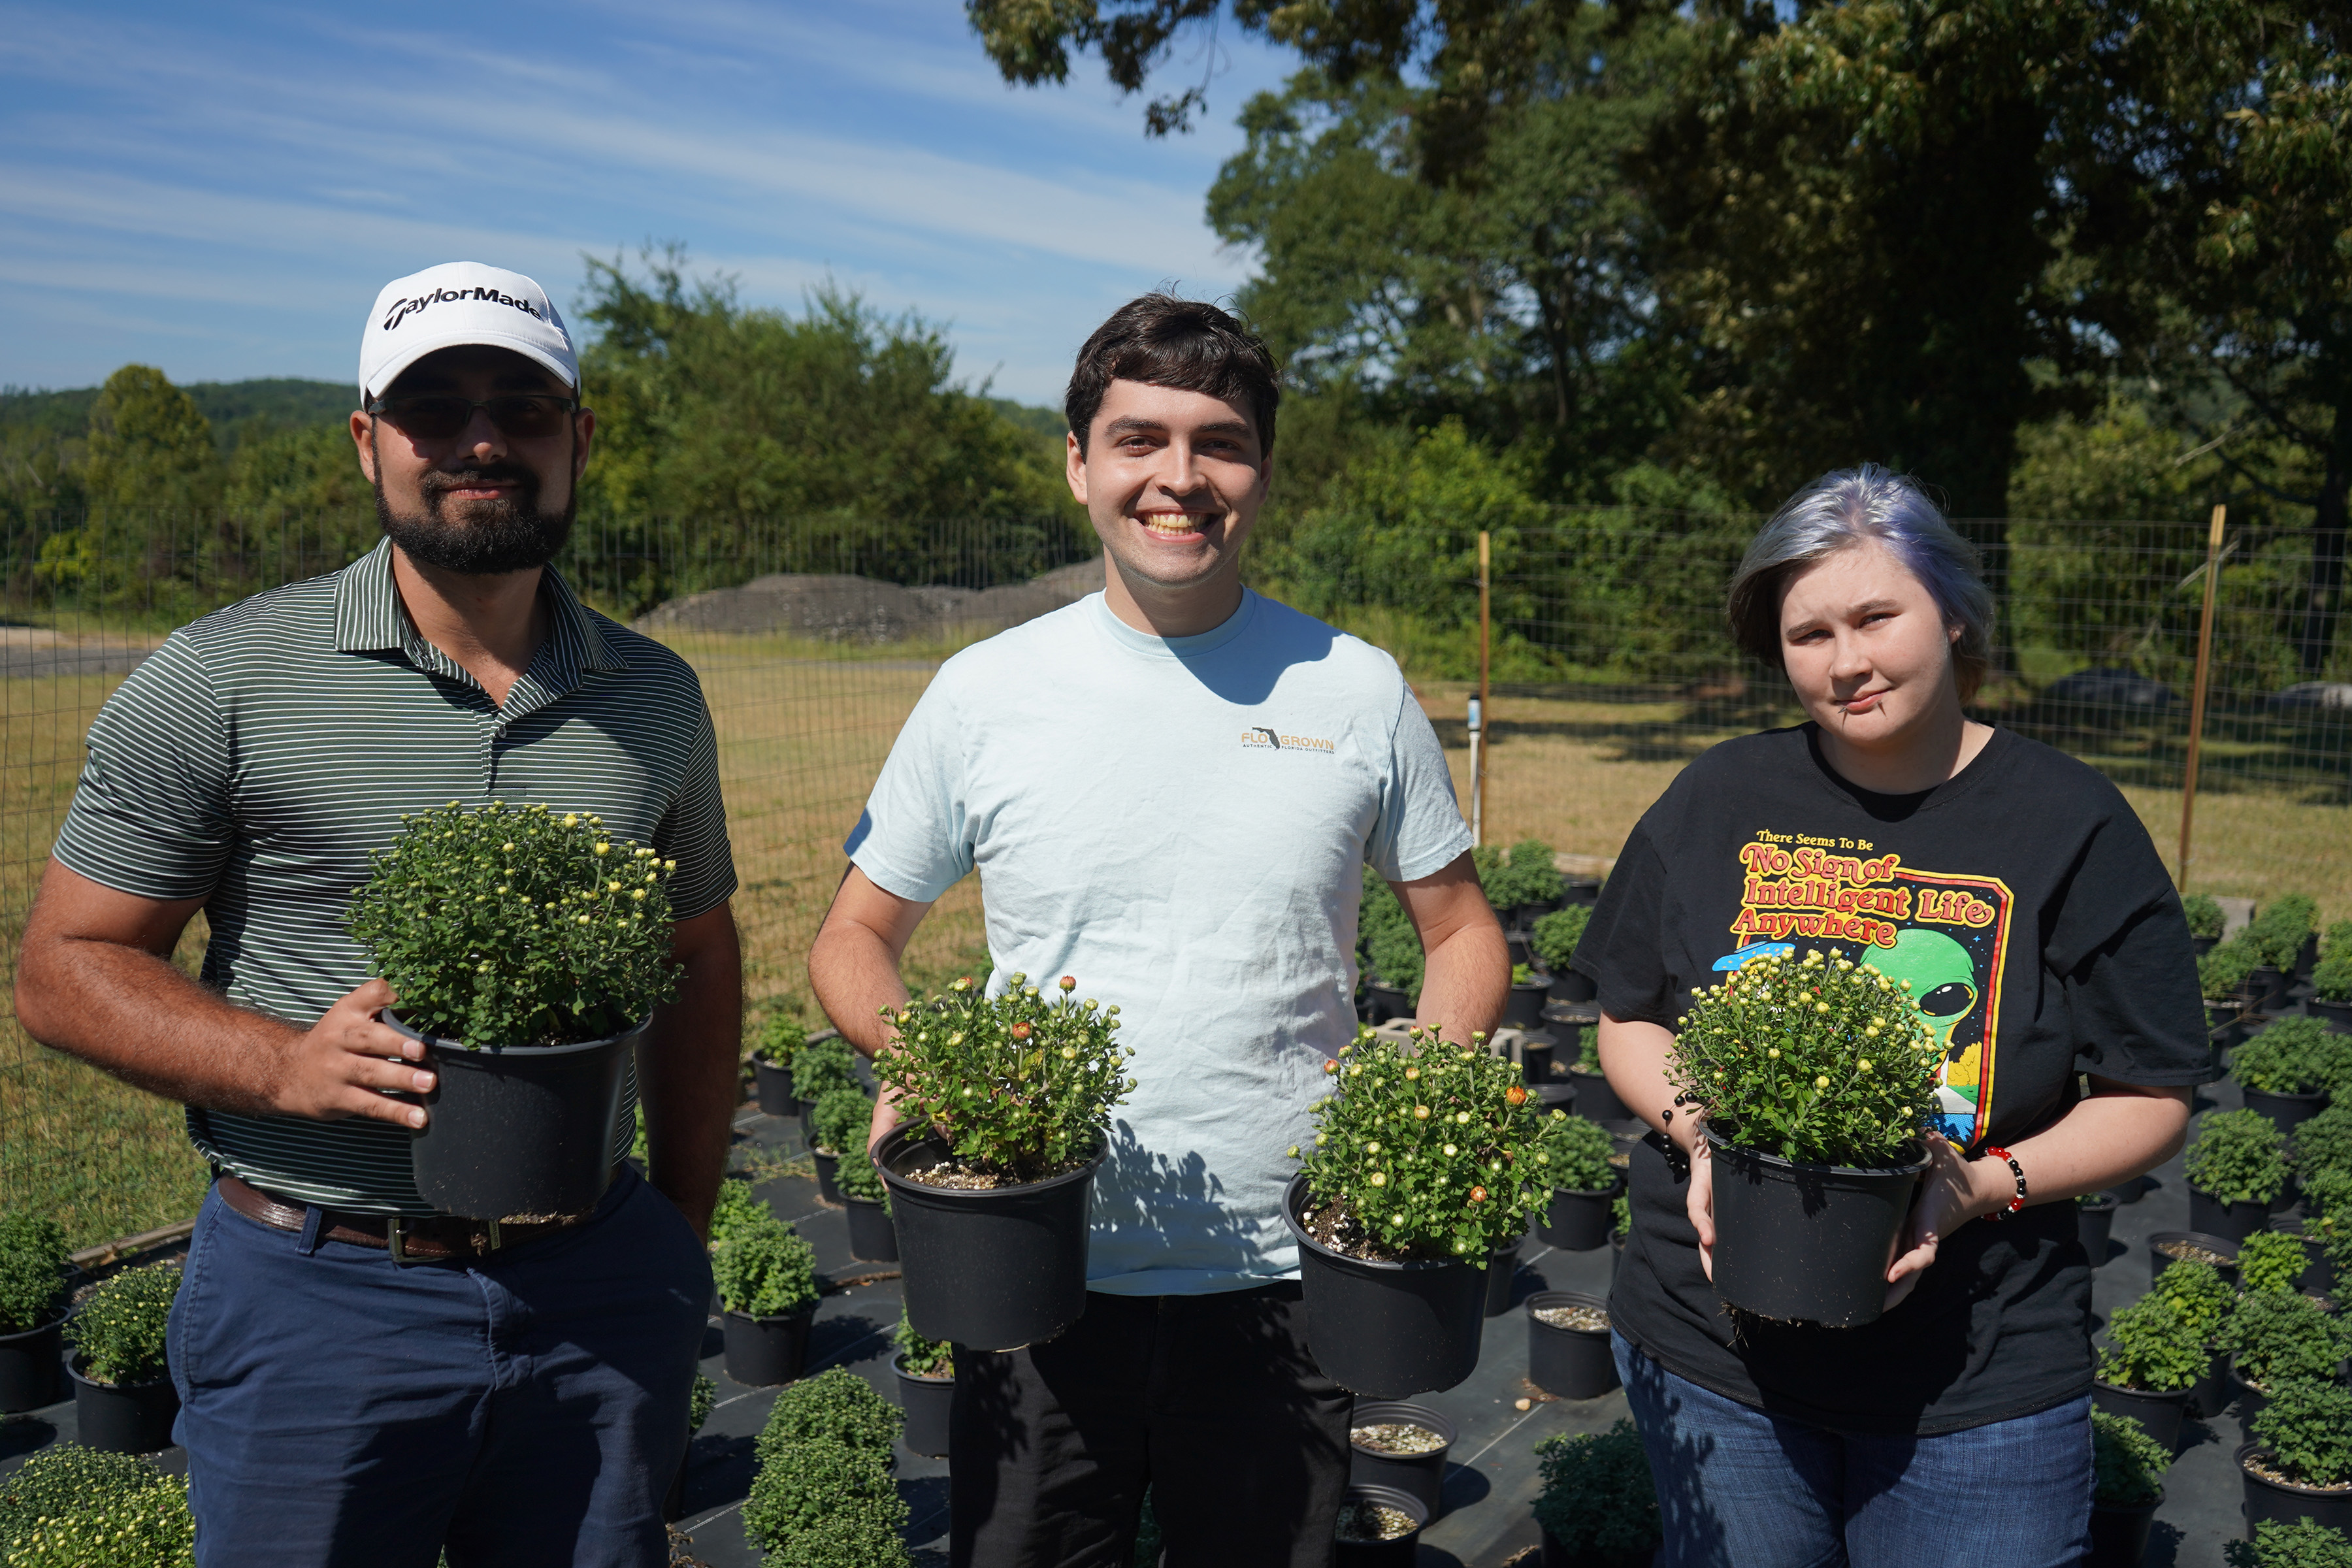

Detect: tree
82,365,221,517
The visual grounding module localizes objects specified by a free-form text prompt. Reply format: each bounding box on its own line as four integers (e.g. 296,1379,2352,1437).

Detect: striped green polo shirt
53,538,737,1215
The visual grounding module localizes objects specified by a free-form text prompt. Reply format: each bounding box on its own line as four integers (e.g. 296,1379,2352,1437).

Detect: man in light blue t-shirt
809,295,1505,1568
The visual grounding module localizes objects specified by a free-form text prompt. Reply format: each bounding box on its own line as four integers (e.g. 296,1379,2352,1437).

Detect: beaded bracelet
1978,1145,2027,1220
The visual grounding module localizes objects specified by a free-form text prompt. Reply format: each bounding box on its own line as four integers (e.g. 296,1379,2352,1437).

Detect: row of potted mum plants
2197,898,2351,1039
0,1439,195,1565
0,1213,182,1455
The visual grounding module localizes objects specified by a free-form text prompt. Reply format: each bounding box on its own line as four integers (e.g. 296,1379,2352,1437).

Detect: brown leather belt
218,1173,606,1263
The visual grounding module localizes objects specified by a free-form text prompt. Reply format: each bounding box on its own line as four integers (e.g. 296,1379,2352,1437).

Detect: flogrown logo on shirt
1717,830,2014,1145
1238,727,1335,751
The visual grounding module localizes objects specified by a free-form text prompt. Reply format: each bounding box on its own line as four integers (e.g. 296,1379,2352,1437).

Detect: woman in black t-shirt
1577,465,2210,1568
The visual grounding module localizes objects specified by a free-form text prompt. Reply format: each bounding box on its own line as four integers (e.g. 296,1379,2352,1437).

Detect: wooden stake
1475,531,1492,847
2178,503,2227,891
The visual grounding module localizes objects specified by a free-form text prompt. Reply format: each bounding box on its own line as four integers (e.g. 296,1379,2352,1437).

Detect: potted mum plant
839,1153,897,1264
2314,946,2352,1034
2238,1230,2318,1298
2201,939,2262,1047
1531,1420,1660,1568
2079,1190,2121,1266
1533,906,1597,1004
1667,947,1942,1326
749,1013,802,1115
2093,1292,2206,1450
1505,964,1549,1029
713,1208,820,1386
2183,892,2226,958
2235,1017,2349,1134
2241,1377,2352,1537
2153,1257,2238,1416
1497,839,1566,930
2185,1108,2295,1243
1284,1024,1590,1396
2221,1290,2346,1427
872,973,1137,1350
0,1212,71,1413
2089,1409,2172,1568
1534,1115,1620,1252
1348,1403,1457,1522
2254,894,2320,979
891,1311,952,1457
1358,868,1419,1024
0,1443,195,1564
789,1032,860,1147
63,1261,180,1454
1525,1290,1618,1401
809,1086,872,1207
743,1369,908,1568
348,802,679,1220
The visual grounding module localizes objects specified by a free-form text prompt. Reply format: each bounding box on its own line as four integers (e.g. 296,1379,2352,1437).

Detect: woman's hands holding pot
1882,1132,2012,1309
1676,1109,1719,1281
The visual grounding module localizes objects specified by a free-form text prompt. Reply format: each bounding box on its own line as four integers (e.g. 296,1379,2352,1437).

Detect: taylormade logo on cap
359,262,578,400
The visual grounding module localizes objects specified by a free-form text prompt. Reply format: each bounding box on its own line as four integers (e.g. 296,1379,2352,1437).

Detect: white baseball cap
358,262,578,402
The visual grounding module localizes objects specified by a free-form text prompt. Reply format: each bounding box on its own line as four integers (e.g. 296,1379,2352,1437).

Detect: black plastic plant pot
1284,1175,1486,1398
1537,1180,1622,1253
2149,1230,2240,1286
2191,1346,2233,1418
752,1056,794,1116
2242,1086,2329,1137
2187,1186,2271,1247
2313,998,2352,1034
68,1356,178,1454
2266,1220,2333,1296
1548,969,1599,1004
2246,965,2292,1012
390,1011,645,1221
1512,902,1557,932
2078,1196,2119,1266
2239,1442,2352,1539
2106,1174,2152,1205
1541,1528,1656,1568
1333,1484,1429,1568
877,1125,1103,1352
722,1306,815,1386
812,1150,843,1206
1565,1066,1624,1124
894,1359,953,1457
1520,1038,1554,1086
798,1100,819,1148
1484,1236,1522,1318
2235,1368,2270,1428
1703,1130,1927,1328
1504,982,1549,1030
0,1313,65,1413
2091,1381,2190,1453
1347,1400,1456,1520
2087,1492,2161,1568
2205,1001,2245,1049
1366,984,1414,1026
845,1196,898,1262
1526,1290,1618,1400
2296,932,2321,980
1537,1082,1578,1117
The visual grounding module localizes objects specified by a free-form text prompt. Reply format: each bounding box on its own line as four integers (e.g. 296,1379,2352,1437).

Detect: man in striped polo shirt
14,262,740,1568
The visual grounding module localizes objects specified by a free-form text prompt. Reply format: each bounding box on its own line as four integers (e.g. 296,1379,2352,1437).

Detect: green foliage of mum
2226,1517,2352,1568
709,1176,770,1249
2185,1108,2292,1204
347,802,679,1049
2153,1257,2234,1341
2238,1230,2313,1296
743,1436,907,1565
1531,1420,1659,1561
2090,1409,2172,1507
1545,1114,1618,1193
1531,905,1592,974
895,1310,952,1379
1361,862,1425,996
711,1214,817,1318
0,1213,69,1336
0,1445,193,1568
1667,947,1940,1166
2200,936,2262,1002
2222,1292,2347,1391
2296,1101,2352,1179
63,1261,178,1386
877,973,1135,1183
1477,839,1563,911
2251,894,2318,972
2181,892,2225,940
2252,1377,2352,1489
789,1034,860,1102
837,1152,887,1205
757,1366,902,1465
1292,1024,1596,1260
2235,1016,2352,1098
2316,951,2352,1005
813,1088,872,1157
2098,1293,2206,1392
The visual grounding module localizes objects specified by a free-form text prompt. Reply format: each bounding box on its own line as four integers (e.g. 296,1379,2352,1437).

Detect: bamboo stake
2177,503,2227,892
1475,531,1492,847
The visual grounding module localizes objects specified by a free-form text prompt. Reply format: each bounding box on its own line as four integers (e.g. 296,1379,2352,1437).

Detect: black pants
951,1283,1351,1568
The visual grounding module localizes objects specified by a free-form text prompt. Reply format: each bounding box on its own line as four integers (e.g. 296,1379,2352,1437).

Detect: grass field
3,641,2344,1250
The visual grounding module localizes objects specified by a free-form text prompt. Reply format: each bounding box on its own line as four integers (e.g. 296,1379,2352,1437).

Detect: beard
374,459,576,575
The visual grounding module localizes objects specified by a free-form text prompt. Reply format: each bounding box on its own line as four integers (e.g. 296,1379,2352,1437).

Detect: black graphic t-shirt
1577,723,2213,1434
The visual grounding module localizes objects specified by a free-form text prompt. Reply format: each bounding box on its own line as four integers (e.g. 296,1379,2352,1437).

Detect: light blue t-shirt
846,588,1472,1294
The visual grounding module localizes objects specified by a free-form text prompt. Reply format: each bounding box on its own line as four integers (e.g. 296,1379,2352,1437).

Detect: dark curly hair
1064,294,1279,457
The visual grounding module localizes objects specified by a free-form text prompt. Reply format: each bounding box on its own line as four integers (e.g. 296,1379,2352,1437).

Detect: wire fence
2,506,2345,1247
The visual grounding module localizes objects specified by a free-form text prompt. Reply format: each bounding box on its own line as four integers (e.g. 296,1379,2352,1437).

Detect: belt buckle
387,1215,416,1267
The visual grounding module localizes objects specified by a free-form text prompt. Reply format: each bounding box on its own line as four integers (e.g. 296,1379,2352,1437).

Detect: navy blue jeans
1612,1332,2093,1568
168,1169,710,1568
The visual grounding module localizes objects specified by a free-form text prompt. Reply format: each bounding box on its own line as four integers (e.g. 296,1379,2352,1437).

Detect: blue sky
0,1,1294,407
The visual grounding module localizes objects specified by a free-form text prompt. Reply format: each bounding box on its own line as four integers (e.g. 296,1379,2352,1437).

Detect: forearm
808,915,911,1061
640,915,743,1237
1414,919,1509,1048
1597,1013,1684,1146
1968,1080,2192,1215
17,932,302,1115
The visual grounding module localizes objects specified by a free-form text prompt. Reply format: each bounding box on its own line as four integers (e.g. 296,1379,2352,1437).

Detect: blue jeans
169,1169,711,1568
1612,1332,2093,1568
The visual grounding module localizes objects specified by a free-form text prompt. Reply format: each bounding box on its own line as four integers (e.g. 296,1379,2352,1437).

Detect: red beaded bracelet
1978,1145,2027,1219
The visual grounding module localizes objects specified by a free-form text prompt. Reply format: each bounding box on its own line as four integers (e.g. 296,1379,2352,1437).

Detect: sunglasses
368,393,581,440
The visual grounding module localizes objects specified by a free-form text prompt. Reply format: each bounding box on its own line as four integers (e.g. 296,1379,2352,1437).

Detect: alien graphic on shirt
1716,836,2014,1144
